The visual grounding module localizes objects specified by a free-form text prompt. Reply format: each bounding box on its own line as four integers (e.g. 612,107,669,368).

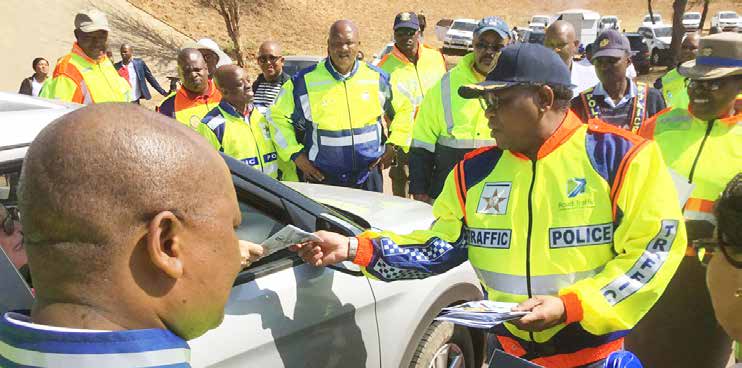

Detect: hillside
130,0,741,76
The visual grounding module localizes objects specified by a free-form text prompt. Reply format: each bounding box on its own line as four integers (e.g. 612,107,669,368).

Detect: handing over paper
261,225,322,256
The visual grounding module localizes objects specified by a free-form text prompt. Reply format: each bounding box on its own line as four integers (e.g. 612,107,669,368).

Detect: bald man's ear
147,211,184,279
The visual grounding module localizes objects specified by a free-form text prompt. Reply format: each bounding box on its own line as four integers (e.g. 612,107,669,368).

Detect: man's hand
289,230,350,267
294,153,325,182
412,193,433,203
510,295,566,332
239,240,266,269
369,144,396,170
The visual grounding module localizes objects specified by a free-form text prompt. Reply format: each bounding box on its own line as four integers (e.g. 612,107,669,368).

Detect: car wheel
409,321,475,368
651,50,660,66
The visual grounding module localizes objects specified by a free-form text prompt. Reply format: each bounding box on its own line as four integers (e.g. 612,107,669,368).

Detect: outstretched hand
239,240,266,269
289,230,350,267
510,295,566,332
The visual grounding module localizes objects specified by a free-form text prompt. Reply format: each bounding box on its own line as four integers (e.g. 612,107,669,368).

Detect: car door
188,156,381,368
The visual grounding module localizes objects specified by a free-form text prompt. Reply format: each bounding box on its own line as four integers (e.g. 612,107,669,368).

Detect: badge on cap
699,47,713,57
400,12,411,21
600,38,610,48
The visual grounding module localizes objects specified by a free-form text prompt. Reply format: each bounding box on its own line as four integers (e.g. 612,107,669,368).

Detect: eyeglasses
685,78,723,92
257,55,281,64
1,206,18,236
693,232,742,269
478,85,540,111
474,42,506,53
394,29,417,37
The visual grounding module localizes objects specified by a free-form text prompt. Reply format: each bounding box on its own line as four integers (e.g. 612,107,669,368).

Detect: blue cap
393,12,419,31
458,43,573,98
591,30,631,60
474,16,510,39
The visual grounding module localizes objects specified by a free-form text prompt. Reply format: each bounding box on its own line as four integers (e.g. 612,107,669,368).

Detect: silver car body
0,92,484,368
443,19,477,52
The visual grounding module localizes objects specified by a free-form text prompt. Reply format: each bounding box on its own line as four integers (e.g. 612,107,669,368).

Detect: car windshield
655,27,672,37
684,13,701,19
626,35,644,50
283,59,320,78
644,15,661,22
452,21,476,32
721,13,738,19
533,17,549,24
528,32,545,44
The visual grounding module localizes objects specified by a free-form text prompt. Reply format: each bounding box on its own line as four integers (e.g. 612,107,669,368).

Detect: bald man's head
215,65,253,110
545,20,579,66
327,20,360,74
20,103,242,339
257,41,285,81
178,48,209,94
680,32,701,64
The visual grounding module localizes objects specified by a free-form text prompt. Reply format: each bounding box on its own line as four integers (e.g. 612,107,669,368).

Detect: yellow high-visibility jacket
197,101,298,181
40,43,130,104
352,112,686,367
378,44,447,151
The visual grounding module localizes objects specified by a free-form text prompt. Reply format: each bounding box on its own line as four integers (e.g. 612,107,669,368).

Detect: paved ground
1,0,192,94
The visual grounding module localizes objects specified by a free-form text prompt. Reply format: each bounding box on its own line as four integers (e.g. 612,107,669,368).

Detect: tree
648,0,657,24
699,0,711,34
669,0,689,66
205,0,246,67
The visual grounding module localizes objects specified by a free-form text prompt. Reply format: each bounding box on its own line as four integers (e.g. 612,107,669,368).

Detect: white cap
184,38,233,67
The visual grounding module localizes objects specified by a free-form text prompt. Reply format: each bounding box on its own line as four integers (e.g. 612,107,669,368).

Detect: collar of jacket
456,52,486,82
218,99,254,119
510,110,584,161
390,43,420,65
71,42,106,66
324,57,360,81
178,78,218,101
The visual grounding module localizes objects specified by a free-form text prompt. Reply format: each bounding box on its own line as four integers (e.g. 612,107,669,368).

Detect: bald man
654,32,701,108
268,20,410,192
198,65,298,181
253,41,290,111
114,44,168,104
545,20,599,95
157,48,222,129
0,103,255,366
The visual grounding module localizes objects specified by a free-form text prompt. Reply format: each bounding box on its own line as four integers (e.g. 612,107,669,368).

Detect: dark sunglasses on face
693,232,742,269
478,84,541,111
258,55,281,64
685,78,724,92
475,42,506,53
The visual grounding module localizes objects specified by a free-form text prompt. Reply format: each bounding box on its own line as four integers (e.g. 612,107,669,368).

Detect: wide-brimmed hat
678,32,742,80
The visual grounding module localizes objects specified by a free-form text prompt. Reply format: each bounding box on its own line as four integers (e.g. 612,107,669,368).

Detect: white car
711,11,741,32
442,18,477,54
528,15,551,30
642,13,663,26
637,25,673,66
0,92,486,368
598,15,620,31
682,12,702,32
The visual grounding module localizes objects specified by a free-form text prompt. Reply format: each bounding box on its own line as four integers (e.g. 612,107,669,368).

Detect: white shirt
126,62,141,101
626,64,637,80
31,77,44,97
591,78,638,109
570,61,600,96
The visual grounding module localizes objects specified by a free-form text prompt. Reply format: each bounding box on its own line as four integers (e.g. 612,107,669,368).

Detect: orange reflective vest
157,80,222,129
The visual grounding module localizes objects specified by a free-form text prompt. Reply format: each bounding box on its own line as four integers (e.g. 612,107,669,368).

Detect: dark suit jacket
114,58,167,100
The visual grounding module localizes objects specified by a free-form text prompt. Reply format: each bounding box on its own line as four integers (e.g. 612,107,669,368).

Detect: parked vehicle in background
682,12,702,32
528,15,551,30
282,55,323,77
624,32,651,75
556,9,601,46
711,11,741,32
525,30,545,45
371,42,395,66
442,18,477,55
435,18,454,42
637,25,673,66
598,15,620,31
0,92,488,368
642,14,663,26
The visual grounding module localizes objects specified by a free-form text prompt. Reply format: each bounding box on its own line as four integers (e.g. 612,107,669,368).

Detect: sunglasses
478,84,541,111
474,42,506,53
258,55,281,64
685,78,724,92
693,231,742,269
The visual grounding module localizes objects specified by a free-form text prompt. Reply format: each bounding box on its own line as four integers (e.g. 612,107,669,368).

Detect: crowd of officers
35,7,741,368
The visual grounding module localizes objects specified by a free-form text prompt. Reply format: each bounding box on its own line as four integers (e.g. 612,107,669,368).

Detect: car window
655,27,672,37
721,13,737,19
451,21,476,32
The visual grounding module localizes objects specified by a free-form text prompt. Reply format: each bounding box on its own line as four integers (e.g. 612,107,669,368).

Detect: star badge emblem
483,189,508,213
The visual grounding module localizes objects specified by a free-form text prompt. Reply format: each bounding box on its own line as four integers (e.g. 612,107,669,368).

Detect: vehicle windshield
283,59,320,78
644,15,661,22
655,27,672,37
684,13,701,20
721,13,738,19
533,17,549,24
451,21,477,32
626,35,644,50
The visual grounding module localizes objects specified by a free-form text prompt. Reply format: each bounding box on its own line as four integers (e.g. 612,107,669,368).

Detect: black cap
459,43,573,98
394,12,419,31
591,30,631,60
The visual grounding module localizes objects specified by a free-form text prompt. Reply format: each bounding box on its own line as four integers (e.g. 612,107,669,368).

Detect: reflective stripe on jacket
39,43,131,104
267,59,407,184
157,80,222,129
409,52,494,197
639,107,742,223
352,112,686,366
378,44,447,151
197,101,298,181
659,68,689,110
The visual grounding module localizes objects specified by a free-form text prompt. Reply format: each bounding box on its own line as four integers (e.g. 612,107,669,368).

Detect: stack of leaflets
435,300,529,329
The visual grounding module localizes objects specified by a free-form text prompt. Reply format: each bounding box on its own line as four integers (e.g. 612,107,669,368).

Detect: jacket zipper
245,112,264,172
687,120,714,184
343,80,356,171
413,63,425,99
526,160,537,343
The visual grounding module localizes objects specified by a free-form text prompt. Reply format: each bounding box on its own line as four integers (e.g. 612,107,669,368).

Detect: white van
556,9,601,46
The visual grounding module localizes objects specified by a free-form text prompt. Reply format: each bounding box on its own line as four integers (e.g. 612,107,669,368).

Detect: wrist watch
347,237,359,261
